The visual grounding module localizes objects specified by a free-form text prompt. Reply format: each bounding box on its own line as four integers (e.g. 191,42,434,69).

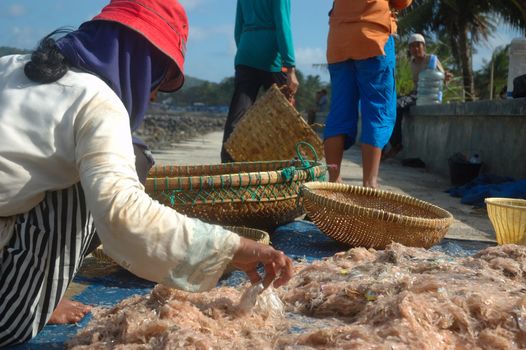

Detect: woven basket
224,84,324,162
92,226,271,270
223,226,270,275
91,245,118,265
485,198,526,245
146,159,326,230
300,182,454,249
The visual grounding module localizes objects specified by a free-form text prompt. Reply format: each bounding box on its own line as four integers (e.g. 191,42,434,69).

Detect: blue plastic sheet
447,175,526,207
8,220,495,349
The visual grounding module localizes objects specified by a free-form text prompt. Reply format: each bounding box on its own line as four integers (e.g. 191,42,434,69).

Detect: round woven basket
485,198,526,245
223,226,270,275
145,160,326,230
300,182,454,249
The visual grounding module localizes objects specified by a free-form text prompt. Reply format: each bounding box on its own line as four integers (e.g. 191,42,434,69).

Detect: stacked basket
224,83,324,162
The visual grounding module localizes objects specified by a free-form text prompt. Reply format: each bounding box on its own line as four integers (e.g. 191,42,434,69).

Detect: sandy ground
151,131,496,243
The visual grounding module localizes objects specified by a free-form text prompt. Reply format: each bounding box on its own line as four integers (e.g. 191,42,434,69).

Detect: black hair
24,28,73,84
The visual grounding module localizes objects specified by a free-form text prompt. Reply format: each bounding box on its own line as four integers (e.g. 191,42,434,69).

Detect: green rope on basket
281,141,321,182
280,166,296,182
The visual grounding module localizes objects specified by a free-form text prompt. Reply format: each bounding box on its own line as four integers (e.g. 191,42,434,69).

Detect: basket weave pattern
485,198,526,245
224,84,324,162
146,161,326,230
301,182,454,249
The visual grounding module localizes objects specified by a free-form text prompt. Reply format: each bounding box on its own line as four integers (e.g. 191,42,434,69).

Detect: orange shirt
327,0,412,64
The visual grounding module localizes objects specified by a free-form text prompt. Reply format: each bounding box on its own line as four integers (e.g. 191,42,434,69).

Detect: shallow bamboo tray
224,84,324,162
301,182,454,249
146,160,326,230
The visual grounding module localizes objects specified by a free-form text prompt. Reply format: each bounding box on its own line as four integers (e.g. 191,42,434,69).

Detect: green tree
294,71,329,113
492,0,526,33
474,45,510,100
399,0,526,101
399,0,496,101
0,46,30,57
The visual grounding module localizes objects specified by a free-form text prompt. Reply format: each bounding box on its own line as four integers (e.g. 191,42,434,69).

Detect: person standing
0,0,293,346
221,0,299,163
382,33,452,160
323,0,412,187
307,89,328,125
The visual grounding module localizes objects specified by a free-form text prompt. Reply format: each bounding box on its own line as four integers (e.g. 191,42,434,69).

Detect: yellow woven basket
485,198,526,245
146,159,326,230
224,84,324,162
300,182,454,249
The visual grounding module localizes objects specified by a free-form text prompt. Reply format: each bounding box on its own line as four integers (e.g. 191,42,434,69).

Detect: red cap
93,0,188,92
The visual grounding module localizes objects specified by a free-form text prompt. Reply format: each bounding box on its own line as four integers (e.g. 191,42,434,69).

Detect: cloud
189,25,233,41
295,47,326,66
8,26,38,49
8,4,26,17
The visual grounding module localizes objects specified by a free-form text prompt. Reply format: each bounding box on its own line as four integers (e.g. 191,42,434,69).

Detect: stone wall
402,98,526,180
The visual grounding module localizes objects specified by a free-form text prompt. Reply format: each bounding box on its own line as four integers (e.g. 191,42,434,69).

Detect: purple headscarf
56,20,169,133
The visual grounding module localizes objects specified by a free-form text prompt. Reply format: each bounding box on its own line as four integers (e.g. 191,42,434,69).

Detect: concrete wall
402,98,526,179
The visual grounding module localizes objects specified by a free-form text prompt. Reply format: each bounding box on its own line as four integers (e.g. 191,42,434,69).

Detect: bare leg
324,135,346,182
47,144,152,325
361,143,382,188
48,299,91,324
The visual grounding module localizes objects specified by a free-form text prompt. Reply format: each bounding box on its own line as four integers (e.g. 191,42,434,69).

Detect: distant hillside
0,46,31,57
183,76,207,89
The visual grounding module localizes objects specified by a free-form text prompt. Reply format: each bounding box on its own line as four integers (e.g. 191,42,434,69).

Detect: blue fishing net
8,220,494,349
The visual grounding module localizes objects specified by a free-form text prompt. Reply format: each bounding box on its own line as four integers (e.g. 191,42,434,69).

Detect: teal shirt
234,0,295,72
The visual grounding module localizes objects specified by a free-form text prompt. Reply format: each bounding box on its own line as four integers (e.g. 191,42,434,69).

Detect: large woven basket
146,160,326,230
224,84,324,162
300,182,454,249
485,198,526,245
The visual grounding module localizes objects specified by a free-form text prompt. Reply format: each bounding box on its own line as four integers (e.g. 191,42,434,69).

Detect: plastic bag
237,282,285,318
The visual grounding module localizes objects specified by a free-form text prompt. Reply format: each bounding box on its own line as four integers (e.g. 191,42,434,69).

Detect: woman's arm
234,0,244,47
74,94,292,292
273,0,298,95
273,0,295,69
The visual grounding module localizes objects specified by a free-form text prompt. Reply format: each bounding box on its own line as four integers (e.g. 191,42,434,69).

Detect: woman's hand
286,67,299,97
231,237,293,289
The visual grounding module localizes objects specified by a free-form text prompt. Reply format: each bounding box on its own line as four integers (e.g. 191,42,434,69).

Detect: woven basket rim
225,226,270,245
146,162,326,192
485,197,526,210
301,182,454,229
149,160,317,173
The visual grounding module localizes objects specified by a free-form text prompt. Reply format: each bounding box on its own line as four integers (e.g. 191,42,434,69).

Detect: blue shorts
324,36,396,149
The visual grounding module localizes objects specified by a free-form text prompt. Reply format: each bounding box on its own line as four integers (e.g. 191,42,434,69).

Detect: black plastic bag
513,73,526,98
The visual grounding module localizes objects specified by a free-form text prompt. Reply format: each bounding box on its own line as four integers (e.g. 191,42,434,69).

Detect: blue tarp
8,220,495,350
447,175,526,207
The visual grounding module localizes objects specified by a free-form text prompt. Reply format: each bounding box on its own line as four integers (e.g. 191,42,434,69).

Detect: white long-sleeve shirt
0,54,240,292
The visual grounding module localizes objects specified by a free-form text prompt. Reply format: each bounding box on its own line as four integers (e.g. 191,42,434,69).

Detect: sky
0,0,522,83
